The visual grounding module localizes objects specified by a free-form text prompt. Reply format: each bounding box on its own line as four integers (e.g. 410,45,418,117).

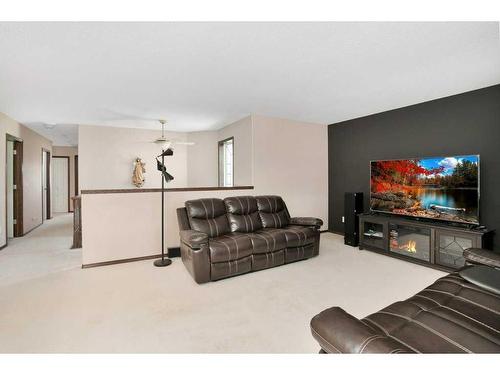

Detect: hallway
0,213,81,287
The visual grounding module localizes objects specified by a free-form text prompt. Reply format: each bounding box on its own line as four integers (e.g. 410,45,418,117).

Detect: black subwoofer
344,192,363,247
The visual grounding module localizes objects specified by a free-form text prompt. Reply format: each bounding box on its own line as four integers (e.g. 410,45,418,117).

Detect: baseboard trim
22,222,43,236
82,247,181,269
82,254,163,269
0,242,7,250
320,229,345,235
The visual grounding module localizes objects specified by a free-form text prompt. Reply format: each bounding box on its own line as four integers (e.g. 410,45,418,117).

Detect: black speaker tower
344,192,364,247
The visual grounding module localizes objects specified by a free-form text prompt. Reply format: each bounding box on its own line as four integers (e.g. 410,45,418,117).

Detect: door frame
52,156,70,212
5,134,24,240
41,148,51,221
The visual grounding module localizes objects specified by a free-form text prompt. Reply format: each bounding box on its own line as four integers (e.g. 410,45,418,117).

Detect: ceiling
25,123,79,147
0,22,499,146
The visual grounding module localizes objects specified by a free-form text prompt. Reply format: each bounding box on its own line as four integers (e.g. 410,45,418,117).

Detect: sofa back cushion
185,198,230,237
256,195,290,228
223,196,263,232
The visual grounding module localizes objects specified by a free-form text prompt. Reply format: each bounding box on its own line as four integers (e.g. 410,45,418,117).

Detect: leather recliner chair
310,248,500,353
177,195,323,283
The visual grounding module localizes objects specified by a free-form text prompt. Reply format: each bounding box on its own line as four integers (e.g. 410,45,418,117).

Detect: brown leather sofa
177,195,322,283
310,248,500,353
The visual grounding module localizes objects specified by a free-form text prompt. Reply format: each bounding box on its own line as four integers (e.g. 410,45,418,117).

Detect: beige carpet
0,214,445,353
0,214,81,287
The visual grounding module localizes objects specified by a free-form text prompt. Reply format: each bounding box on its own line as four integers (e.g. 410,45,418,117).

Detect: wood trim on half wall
80,185,254,194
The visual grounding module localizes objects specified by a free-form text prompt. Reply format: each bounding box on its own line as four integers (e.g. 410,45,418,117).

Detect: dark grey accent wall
328,84,500,250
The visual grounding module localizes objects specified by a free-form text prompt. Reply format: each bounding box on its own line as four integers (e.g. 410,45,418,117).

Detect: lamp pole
154,147,172,267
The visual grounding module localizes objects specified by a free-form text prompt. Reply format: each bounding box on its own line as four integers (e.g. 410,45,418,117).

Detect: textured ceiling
0,22,499,145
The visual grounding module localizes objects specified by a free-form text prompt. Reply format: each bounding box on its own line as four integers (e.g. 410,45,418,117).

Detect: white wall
22,129,53,232
252,115,328,228
186,131,219,187
82,188,255,265
79,120,254,190
0,112,53,246
79,125,189,190
185,116,254,187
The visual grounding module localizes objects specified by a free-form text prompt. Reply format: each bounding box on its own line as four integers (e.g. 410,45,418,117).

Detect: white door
52,157,69,213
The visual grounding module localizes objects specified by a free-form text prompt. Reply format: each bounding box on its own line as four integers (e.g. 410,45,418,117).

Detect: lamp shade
156,158,174,183
159,148,174,157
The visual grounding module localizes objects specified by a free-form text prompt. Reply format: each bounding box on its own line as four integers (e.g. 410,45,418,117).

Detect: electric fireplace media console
359,213,494,271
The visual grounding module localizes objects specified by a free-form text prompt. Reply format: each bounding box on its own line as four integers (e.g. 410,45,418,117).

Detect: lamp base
154,258,172,267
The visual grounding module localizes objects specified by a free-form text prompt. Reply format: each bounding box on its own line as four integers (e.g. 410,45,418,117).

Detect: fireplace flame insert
389,223,431,262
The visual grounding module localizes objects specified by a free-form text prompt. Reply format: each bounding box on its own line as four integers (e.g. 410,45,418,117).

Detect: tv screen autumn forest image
370,155,479,224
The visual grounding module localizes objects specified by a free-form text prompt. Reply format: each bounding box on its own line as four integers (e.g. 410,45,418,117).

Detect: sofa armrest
180,230,209,249
463,248,500,268
289,217,323,228
310,307,415,353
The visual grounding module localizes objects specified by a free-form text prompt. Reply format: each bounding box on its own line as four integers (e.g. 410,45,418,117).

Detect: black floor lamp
154,147,174,267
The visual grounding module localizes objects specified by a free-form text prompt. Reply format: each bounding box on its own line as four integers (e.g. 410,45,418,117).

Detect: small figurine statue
132,158,146,188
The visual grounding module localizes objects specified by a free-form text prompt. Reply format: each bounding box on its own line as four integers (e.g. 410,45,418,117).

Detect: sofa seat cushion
209,233,253,263
252,250,285,271
283,225,317,247
360,273,500,353
285,244,315,263
211,255,252,281
248,229,287,254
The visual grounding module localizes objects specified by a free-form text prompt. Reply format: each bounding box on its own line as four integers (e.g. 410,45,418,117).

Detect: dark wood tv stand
359,213,494,271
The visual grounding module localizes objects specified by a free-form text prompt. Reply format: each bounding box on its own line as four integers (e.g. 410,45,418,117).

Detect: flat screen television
370,155,480,225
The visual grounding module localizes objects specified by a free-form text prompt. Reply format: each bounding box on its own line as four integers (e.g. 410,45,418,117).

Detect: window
218,137,234,187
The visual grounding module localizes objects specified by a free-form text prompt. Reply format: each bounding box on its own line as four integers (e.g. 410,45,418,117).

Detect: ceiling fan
99,109,195,148
153,119,195,148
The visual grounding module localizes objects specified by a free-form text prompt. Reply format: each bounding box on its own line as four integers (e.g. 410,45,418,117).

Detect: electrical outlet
341,216,345,223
